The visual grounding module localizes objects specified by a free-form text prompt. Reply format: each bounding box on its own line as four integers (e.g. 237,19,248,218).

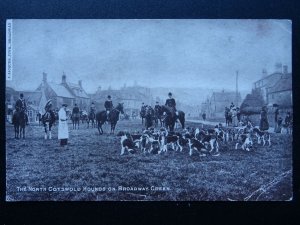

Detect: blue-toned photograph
5,19,292,201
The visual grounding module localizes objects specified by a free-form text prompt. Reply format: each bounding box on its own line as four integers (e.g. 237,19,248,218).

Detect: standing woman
58,103,69,147
259,106,269,131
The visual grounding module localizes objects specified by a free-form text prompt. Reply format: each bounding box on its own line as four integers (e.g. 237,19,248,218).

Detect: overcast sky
8,19,291,93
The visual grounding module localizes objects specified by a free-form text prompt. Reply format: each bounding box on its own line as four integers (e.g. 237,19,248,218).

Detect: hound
148,132,161,154
252,127,271,146
235,133,253,151
158,130,182,153
188,138,208,157
194,128,219,154
120,133,139,155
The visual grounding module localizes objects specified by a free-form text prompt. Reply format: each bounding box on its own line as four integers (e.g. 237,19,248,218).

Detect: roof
267,75,292,93
240,92,265,114
67,82,90,99
21,91,42,104
48,82,74,98
254,72,284,89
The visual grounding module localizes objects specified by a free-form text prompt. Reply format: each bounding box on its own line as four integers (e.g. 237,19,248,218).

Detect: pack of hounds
118,121,271,156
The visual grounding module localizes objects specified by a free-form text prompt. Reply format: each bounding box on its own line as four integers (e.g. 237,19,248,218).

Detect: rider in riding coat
154,101,160,112
15,93,29,124
104,95,113,121
72,103,80,115
90,102,96,116
165,92,178,115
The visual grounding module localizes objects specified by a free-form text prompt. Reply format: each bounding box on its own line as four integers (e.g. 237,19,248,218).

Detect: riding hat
168,92,172,96
107,95,111,99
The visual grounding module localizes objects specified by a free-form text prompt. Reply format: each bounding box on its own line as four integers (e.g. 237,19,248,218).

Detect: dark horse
96,103,124,134
144,106,155,130
225,107,232,127
87,110,96,128
140,106,146,125
12,111,27,139
41,110,56,139
71,112,80,129
160,105,185,132
154,105,164,127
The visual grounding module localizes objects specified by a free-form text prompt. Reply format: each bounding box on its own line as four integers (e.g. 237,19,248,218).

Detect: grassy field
6,119,293,201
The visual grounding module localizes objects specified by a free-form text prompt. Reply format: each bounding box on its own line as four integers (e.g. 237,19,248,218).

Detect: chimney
62,72,66,84
78,80,82,88
43,72,47,82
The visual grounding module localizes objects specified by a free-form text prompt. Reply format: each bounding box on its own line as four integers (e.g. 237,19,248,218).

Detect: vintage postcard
5,19,292,201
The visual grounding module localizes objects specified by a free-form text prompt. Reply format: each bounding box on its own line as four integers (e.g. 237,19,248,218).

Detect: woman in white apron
58,104,69,146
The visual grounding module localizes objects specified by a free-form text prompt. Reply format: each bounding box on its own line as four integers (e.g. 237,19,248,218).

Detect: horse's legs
98,122,103,135
14,126,18,139
22,127,25,139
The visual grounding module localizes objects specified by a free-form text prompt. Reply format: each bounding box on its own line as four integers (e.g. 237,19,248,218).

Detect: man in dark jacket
104,95,113,121
165,92,177,115
72,104,80,115
259,106,269,131
15,93,29,124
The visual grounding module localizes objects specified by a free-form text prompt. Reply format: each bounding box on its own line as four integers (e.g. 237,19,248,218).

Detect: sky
7,19,292,93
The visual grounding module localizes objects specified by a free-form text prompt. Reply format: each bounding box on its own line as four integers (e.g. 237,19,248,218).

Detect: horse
154,105,164,127
71,112,80,129
96,103,124,135
41,110,56,139
144,106,155,130
160,105,185,132
87,110,96,128
225,107,232,126
140,106,147,125
12,111,27,139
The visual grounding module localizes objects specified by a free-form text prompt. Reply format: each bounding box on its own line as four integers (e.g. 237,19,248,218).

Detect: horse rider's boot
49,131,52,139
44,133,47,140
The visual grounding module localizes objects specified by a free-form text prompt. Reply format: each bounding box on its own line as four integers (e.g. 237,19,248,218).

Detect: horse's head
161,105,171,114
116,103,124,114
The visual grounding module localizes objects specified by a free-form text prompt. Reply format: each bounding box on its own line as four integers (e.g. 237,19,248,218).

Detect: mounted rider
43,99,53,121
104,95,113,121
72,103,80,115
90,102,96,115
141,102,146,111
15,93,29,125
165,92,178,116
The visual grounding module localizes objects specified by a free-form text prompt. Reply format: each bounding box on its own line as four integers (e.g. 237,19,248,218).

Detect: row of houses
5,72,155,122
201,90,242,118
6,72,91,123
200,63,292,123
6,63,292,123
